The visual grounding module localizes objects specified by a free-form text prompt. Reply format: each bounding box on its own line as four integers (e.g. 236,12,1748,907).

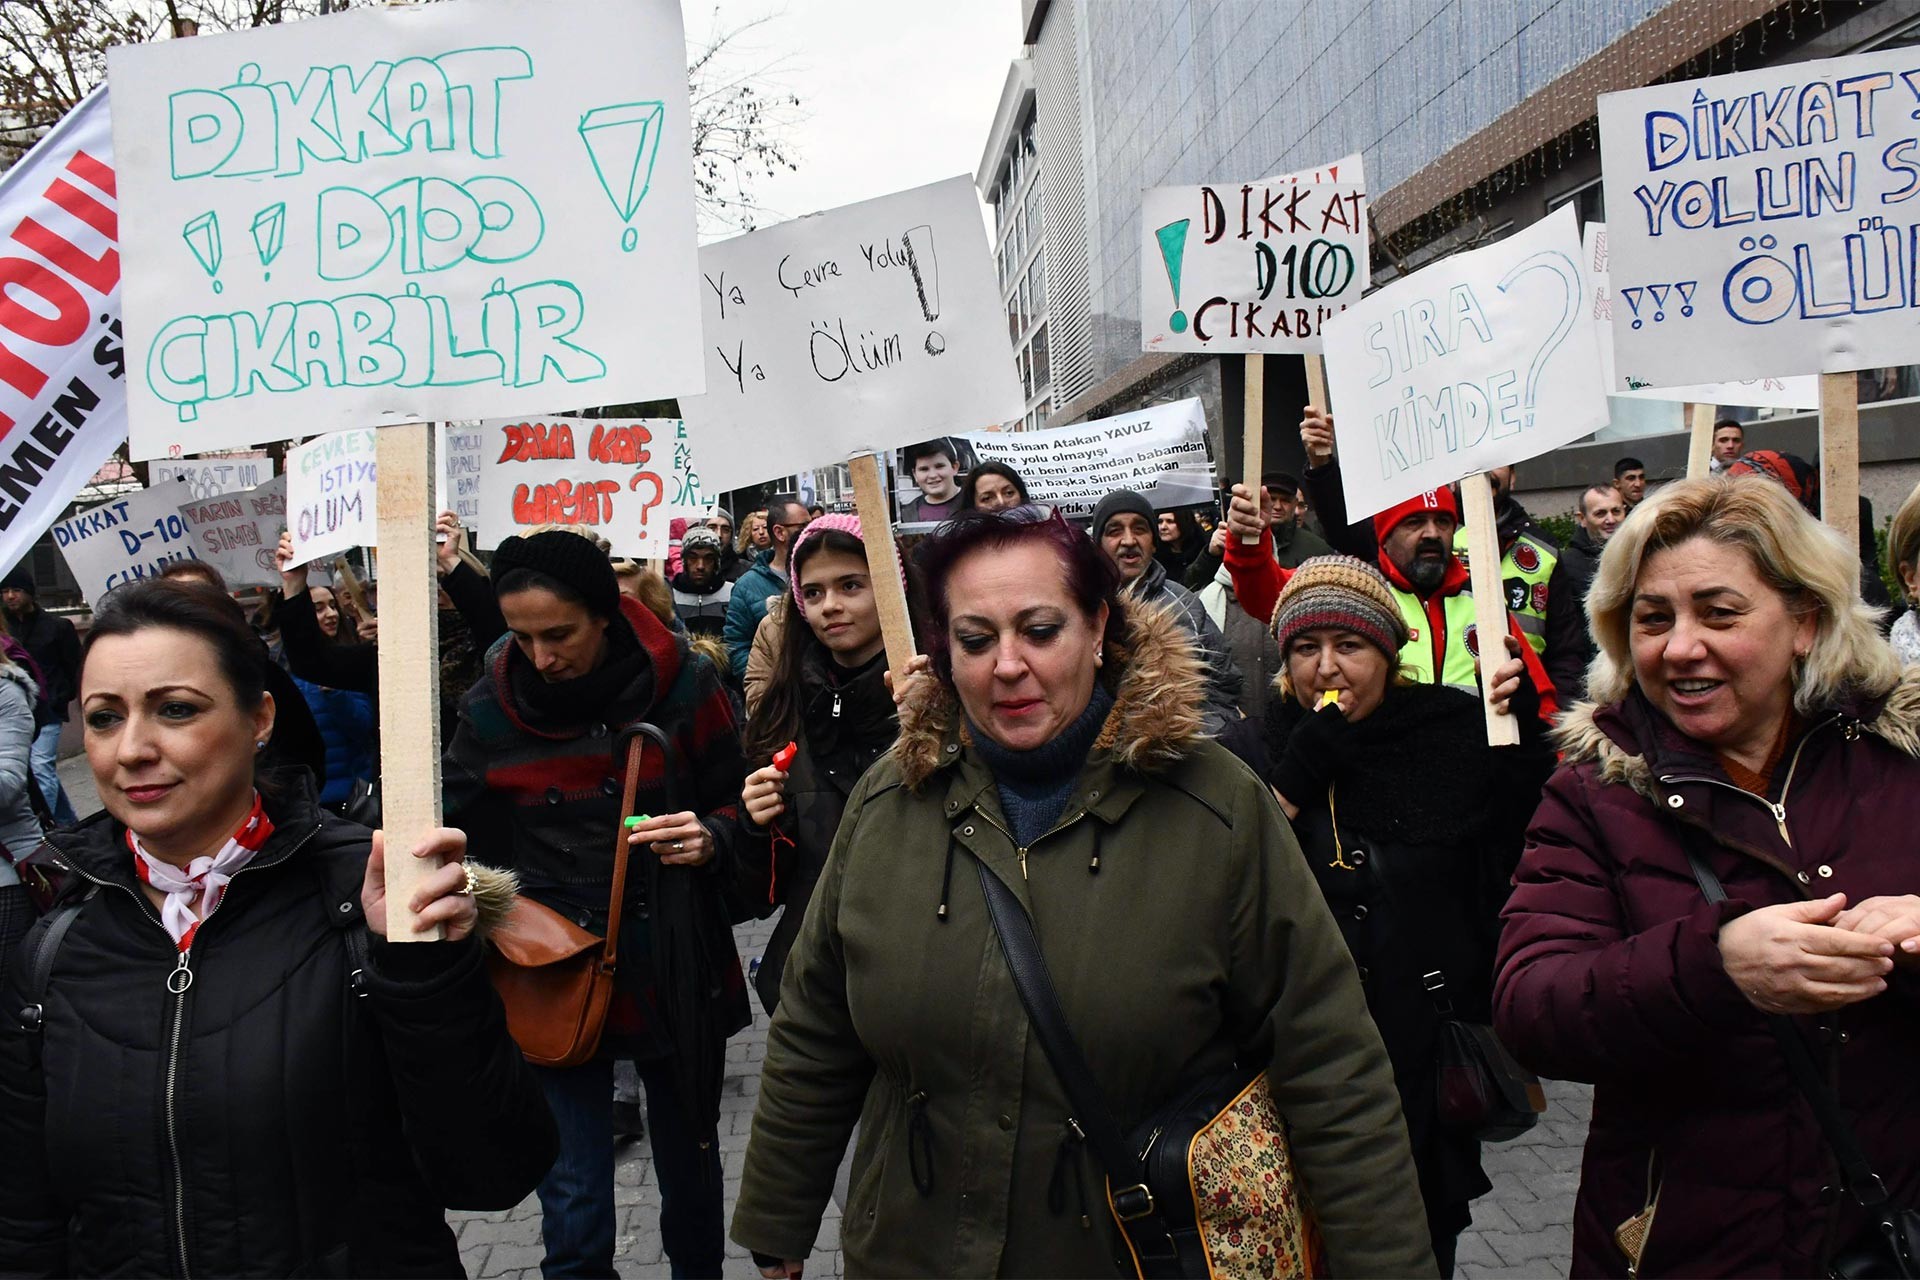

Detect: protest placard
177,473,286,588
475,414,699,557
1581,224,1818,409
1322,205,1608,523
1140,154,1368,353
436,421,484,526
108,0,704,460
287,429,376,563
892,401,1215,525
51,478,199,604
680,176,1025,492
0,89,129,578
1598,47,1920,386
151,450,270,501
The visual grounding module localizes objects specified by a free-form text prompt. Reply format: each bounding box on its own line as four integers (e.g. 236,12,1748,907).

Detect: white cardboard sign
1140,153,1368,354
1582,223,1819,410
176,473,287,588
680,176,1025,491
287,429,376,562
1599,47,1920,385
108,0,705,459
1322,205,1608,522
150,450,270,500
51,478,201,603
0,90,130,581
436,420,485,527
475,415,700,557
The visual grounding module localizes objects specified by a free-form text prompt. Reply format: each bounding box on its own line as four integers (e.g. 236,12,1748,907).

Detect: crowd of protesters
0,405,1916,1280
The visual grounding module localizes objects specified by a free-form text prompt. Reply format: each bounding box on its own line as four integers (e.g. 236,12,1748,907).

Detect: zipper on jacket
1659,715,1834,858
832,692,842,719
975,807,1090,882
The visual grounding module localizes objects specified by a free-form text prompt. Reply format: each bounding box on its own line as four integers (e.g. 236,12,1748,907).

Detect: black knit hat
490,531,621,617
0,564,33,597
1090,489,1155,539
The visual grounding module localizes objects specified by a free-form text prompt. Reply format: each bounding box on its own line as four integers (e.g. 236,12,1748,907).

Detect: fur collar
1554,665,1920,799
894,595,1207,791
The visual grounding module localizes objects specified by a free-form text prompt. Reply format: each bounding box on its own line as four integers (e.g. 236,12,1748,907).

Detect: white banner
436,420,485,527
1599,48,1920,385
895,401,1215,523
109,0,705,459
1582,223,1818,410
1141,154,1368,354
177,473,286,588
0,90,129,578
287,429,376,562
475,415,699,557
150,450,270,500
51,479,199,604
680,176,1025,491
1323,205,1608,522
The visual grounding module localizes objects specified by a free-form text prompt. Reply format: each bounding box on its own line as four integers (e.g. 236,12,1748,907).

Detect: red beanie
1371,487,1460,543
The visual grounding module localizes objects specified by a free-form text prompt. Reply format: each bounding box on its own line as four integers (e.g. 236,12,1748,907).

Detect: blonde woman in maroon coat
1495,475,1920,1279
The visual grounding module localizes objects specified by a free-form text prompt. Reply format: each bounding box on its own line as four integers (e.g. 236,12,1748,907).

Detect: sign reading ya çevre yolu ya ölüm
679,176,1026,492
107,0,704,461
1599,46,1920,386
1140,153,1369,354
1322,205,1608,523
475,416,707,558
0,89,129,580
51,479,201,605
286,429,376,563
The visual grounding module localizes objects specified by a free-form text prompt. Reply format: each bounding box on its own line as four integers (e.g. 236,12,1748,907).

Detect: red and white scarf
128,794,276,951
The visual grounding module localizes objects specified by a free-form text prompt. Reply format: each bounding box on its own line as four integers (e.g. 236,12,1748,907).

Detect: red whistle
772,741,797,772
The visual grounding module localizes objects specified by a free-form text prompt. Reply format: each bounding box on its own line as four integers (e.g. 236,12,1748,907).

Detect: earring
255,740,268,751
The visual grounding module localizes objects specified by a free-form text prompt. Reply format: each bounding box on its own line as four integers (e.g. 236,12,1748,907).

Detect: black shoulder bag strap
972,859,1183,1277
14,889,90,1033
1679,841,1894,1210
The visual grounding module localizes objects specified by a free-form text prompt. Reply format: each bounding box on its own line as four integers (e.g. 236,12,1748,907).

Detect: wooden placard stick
1685,402,1716,479
1820,372,1860,548
1303,352,1329,416
1241,353,1265,544
1460,472,1522,749
374,422,443,942
332,555,371,624
848,451,919,685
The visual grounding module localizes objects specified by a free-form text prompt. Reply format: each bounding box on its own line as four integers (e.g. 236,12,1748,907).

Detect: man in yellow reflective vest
1451,464,1587,702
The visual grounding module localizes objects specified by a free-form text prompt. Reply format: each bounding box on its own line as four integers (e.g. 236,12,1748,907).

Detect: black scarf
1262,682,1494,845
507,614,652,732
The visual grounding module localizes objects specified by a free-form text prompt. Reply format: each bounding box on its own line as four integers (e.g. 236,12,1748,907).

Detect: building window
1030,323,1049,392
1027,255,1046,314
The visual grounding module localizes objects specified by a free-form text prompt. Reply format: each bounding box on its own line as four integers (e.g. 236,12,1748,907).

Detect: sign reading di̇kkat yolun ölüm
1321,204,1608,523
1599,46,1920,386
678,176,1026,492
1139,153,1368,354
107,0,704,461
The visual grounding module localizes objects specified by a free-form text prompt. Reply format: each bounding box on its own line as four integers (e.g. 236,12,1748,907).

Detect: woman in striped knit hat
1258,555,1556,1276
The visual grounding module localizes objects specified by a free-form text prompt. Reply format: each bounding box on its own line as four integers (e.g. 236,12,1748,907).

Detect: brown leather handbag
486,728,650,1068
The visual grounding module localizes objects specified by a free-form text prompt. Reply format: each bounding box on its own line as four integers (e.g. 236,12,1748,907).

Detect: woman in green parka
731,508,1435,1278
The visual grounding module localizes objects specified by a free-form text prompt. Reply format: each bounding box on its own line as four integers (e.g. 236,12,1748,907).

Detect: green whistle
623,814,651,829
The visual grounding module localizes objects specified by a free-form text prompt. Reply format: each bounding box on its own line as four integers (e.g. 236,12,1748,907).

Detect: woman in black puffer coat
1257,557,1555,1277
0,579,555,1278
730,514,900,1013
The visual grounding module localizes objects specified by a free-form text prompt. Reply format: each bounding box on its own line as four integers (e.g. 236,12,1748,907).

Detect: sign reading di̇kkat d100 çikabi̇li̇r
107,0,704,460
1139,153,1368,354
1321,205,1608,523
1599,45,1920,385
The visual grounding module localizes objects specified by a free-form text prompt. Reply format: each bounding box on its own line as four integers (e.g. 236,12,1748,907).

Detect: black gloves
1269,701,1355,808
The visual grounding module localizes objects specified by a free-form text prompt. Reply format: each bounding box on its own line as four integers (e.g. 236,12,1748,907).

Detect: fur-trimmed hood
1553,664,1920,799
894,595,1207,791
0,658,39,708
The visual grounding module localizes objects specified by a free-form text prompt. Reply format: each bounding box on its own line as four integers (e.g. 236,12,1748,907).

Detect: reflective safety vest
1453,528,1559,658
1389,583,1483,693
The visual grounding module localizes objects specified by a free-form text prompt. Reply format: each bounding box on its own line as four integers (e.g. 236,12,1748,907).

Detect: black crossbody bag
1682,842,1919,1279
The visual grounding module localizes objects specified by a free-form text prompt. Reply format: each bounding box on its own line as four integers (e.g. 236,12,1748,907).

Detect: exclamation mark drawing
902,224,944,354
1156,219,1190,334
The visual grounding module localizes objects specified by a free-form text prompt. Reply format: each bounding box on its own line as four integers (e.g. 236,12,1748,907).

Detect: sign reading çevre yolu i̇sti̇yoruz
176,473,287,589
51,479,199,605
107,0,704,460
679,176,1026,492
475,415,706,557
287,429,375,562
1140,153,1368,353
0,89,128,578
1599,46,1920,385
1322,205,1607,522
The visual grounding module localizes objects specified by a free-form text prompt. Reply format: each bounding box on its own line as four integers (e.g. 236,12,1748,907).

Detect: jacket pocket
845,1075,923,1250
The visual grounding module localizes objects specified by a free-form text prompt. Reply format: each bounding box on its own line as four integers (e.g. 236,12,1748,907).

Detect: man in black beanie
2,564,79,824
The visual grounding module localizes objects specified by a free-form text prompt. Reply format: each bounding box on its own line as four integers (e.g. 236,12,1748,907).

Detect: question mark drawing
1495,250,1580,433
629,470,664,529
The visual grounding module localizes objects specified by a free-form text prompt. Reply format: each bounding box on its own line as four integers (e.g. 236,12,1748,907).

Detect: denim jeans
534,1054,724,1279
30,722,75,826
